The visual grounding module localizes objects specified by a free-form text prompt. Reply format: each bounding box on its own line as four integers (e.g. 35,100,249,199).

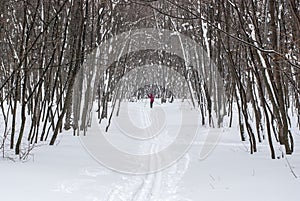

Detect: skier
148,93,154,108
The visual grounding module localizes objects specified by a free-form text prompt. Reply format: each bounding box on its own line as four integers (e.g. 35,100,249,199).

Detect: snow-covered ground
1,100,300,201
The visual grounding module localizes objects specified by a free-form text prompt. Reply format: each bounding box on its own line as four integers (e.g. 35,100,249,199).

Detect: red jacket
148,94,154,102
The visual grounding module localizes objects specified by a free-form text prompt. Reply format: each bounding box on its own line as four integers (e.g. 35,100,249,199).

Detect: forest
0,0,299,159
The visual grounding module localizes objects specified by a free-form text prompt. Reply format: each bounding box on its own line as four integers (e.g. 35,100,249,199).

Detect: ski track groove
106,105,190,201
132,108,160,201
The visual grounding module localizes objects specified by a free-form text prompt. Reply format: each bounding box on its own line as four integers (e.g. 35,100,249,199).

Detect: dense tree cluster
0,0,299,159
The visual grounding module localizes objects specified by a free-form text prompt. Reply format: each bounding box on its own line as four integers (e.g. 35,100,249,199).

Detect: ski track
132,109,160,201
106,105,190,201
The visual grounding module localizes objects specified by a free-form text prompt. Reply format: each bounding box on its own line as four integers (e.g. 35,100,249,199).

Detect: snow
1,100,300,201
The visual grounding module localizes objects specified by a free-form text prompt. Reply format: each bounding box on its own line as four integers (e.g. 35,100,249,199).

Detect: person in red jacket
148,93,154,108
